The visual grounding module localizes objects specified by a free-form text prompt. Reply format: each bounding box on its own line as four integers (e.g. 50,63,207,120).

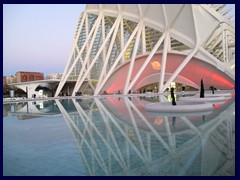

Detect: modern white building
55,4,235,97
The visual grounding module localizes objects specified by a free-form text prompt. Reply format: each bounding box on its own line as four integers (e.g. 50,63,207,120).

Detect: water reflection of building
3,103,27,117
16,115,41,120
55,96,235,176
6,99,91,120
4,96,234,175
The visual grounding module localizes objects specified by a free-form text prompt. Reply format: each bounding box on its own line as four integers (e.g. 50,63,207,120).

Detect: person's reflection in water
172,116,176,129
202,115,205,121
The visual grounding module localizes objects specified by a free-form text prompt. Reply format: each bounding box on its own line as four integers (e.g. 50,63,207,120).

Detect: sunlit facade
55,4,235,97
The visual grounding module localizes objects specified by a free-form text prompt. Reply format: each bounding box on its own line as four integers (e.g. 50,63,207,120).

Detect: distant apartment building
16,71,44,83
45,73,62,80
3,76,7,86
6,75,17,84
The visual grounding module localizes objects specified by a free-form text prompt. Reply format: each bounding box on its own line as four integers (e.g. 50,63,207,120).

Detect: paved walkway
3,90,234,104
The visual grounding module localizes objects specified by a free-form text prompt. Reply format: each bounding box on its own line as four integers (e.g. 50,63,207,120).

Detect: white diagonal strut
55,13,102,97
94,21,142,95
159,31,169,93
95,16,123,95
72,13,105,95
123,21,144,94
125,31,167,94
72,15,122,96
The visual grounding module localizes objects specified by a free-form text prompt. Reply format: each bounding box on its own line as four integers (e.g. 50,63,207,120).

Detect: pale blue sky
3,4,235,77
3,4,85,76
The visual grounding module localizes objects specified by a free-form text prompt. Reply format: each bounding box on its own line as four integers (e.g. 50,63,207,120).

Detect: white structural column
55,13,101,97
120,18,125,64
123,22,144,94
158,31,169,93
72,13,105,95
221,23,226,62
73,15,122,96
225,33,229,62
58,12,86,89
125,31,167,94
14,83,41,98
94,21,142,95
161,4,200,92
142,25,146,54
86,13,90,80
161,52,199,93
101,15,106,77
95,16,122,95
158,4,169,93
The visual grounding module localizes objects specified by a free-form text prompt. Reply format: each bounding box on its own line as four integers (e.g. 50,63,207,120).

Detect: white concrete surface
179,96,226,104
145,101,213,113
194,93,232,97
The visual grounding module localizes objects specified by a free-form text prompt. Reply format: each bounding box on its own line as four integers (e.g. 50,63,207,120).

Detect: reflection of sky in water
3,95,235,176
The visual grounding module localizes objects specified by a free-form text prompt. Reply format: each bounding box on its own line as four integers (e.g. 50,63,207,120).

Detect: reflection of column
54,100,92,175
10,104,15,112
95,98,145,162
73,100,126,170
125,125,130,169
91,135,95,175
27,101,29,114
158,95,168,102
96,102,127,170
125,98,171,153
68,120,93,175
200,101,235,176
177,137,202,176
164,118,174,148
55,99,110,175
147,133,152,161
181,117,202,136
124,98,149,160
226,119,233,159
106,115,112,175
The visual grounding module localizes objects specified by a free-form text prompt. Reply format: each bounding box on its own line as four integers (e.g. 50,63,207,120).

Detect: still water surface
3,95,235,176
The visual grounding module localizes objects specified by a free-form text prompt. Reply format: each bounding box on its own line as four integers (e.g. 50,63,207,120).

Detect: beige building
45,73,63,80
6,75,17,84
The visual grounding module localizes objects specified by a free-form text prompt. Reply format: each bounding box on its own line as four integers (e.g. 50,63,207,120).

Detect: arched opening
100,52,234,94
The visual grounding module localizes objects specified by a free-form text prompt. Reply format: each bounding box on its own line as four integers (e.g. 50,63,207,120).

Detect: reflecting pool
3,94,235,176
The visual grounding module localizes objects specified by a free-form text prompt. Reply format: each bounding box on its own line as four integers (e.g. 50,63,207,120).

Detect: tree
200,79,204,98
171,87,177,105
182,86,185,91
210,86,215,94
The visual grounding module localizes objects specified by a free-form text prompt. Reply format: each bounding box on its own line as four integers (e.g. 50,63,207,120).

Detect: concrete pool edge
145,101,214,113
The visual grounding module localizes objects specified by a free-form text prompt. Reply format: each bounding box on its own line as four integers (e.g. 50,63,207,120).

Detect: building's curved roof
85,4,234,52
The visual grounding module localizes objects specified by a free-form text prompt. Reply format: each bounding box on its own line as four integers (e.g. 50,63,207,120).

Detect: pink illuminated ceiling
101,53,234,94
